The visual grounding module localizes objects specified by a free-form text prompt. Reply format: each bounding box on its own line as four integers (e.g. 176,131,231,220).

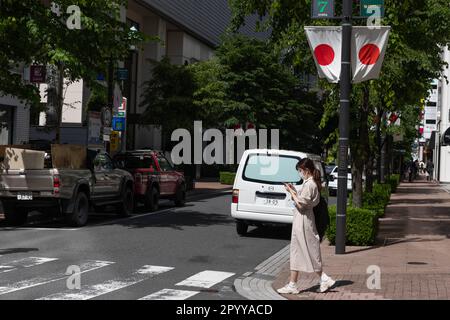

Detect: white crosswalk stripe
0,257,58,274
175,270,235,289
0,260,114,296
139,289,200,300
38,265,174,300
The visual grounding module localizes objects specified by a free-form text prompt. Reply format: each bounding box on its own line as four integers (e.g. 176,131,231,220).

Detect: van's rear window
243,154,301,184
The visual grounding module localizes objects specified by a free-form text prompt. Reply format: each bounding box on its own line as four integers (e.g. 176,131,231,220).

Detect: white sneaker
277,283,300,294
319,278,336,293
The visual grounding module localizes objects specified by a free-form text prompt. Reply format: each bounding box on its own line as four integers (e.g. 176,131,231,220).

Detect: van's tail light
232,189,239,204
135,173,142,184
53,175,60,194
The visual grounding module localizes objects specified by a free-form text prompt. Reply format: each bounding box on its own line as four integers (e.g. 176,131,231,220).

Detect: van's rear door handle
255,191,286,199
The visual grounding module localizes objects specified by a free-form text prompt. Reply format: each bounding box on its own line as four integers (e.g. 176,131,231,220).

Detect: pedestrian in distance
426,159,434,181
277,158,335,295
408,161,416,182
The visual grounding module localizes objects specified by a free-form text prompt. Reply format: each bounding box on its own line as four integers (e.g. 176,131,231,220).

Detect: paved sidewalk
187,180,232,199
273,177,450,300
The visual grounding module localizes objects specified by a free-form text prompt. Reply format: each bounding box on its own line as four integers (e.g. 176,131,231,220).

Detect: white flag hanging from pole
304,26,342,83
351,26,391,83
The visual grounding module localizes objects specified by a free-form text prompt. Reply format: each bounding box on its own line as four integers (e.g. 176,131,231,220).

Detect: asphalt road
0,194,295,300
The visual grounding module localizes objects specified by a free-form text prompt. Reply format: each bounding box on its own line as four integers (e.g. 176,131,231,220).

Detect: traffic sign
312,0,334,19
114,112,126,118
360,0,384,17
117,68,128,81
119,97,127,112
112,117,126,132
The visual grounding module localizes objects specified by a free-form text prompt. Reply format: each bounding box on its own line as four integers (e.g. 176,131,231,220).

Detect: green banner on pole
312,0,335,19
360,0,385,17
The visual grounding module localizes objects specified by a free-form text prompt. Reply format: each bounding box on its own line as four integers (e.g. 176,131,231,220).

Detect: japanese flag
305,26,342,83
352,27,391,83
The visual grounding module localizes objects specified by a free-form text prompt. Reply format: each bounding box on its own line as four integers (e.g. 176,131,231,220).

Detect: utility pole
336,0,352,255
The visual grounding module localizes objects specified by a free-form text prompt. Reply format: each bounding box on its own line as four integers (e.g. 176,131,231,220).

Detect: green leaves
0,0,147,108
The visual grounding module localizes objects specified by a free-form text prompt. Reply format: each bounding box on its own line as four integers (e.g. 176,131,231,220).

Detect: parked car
0,149,134,227
113,150,186,211
230,149,328,236
328,166,352,196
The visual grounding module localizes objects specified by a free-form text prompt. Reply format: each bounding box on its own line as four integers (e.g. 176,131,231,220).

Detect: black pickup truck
0,150,134,227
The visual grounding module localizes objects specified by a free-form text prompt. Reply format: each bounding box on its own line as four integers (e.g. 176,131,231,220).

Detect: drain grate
407,262,428,265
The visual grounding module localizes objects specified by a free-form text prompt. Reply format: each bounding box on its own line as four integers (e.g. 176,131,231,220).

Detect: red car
113,150,186,211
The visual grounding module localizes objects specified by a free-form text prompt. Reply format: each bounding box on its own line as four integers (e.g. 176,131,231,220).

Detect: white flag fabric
305,26,342,83
351,27,391,83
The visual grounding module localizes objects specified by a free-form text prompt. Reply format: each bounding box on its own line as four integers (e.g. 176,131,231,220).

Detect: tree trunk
365,155,374,193
375,107,383,183
55,63,64,144
351,85,370,208
380,134,387,183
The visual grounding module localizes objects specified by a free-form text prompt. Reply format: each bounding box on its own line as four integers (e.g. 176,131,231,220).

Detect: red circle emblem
359,44,381,65
314,44,335,66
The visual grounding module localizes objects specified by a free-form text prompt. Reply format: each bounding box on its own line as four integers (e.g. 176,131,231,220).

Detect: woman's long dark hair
296,158,322,192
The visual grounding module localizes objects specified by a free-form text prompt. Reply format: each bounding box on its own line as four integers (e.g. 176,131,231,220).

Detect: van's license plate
17,193,33,200
263,198,279,206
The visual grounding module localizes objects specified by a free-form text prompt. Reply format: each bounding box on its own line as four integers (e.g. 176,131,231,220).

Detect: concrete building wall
438,46,450,183
61,79,83,125
0,95,30,145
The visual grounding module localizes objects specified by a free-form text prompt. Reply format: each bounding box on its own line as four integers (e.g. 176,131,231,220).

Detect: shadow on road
0,248,39,255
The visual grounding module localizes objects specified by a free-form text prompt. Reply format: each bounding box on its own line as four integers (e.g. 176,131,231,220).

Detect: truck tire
144,187,159,212
116,185,134,217
174,184,186,207
66,192,89,227
236,220,248,236
3,205,28,227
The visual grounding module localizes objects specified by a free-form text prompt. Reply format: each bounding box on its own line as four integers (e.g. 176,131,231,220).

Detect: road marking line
0,260,114,296
139,289,200,300
0,257,58,274
38,265,174,300
176,270,235,289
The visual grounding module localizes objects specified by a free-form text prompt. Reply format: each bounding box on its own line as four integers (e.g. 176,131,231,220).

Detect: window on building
426,120,436,124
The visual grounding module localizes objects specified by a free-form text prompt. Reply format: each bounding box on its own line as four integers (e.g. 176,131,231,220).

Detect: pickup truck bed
0,153,135,227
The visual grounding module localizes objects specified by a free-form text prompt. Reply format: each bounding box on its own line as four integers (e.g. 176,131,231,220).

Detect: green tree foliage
229,0,450,207
139,57,197,150
0,0,147,108
140,35,326,153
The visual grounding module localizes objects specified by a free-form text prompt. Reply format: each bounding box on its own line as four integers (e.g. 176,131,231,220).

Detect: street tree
230,0,450,207
0,0,148,142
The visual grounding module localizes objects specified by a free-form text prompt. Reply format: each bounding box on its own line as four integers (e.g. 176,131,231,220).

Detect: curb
234,245,290,300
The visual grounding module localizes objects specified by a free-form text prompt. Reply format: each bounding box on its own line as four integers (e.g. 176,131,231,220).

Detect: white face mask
298,170,304,181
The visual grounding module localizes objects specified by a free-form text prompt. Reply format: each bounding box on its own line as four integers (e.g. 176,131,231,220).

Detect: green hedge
219,172,236,185
363,183,392,218
387,174,400,193
326,205,379,246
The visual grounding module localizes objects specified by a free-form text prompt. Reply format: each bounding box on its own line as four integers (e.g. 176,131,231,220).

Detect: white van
231,149,328,236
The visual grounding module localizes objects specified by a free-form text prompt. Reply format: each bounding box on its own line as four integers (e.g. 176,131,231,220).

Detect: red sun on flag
314,44,335,66
359,44,381,65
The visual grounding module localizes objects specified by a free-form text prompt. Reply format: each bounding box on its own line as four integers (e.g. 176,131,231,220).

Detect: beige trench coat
290,177,322,273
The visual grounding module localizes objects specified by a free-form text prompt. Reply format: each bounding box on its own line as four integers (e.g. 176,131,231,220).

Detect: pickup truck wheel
66,192,89,227
116,185,134,216
3,205,28,226
174,184,186,207
236,220,248,236
145,187,159,212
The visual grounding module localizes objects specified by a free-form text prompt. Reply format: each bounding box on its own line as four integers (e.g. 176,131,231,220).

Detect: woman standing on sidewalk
277,158,335,294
